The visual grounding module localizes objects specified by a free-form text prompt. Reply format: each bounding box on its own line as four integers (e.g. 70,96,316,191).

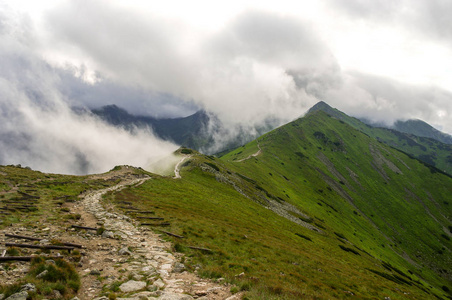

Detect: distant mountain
91,105,275,154
91,105,212,150
308,101,452,175
393,119,452,145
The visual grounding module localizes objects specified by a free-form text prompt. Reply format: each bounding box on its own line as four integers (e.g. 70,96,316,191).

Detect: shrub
338,245,360,255
97,227,106,235
295,233,312,242
181,148,193,154
295,152,305,159
334,232,347,240
441,234,451,241
6,247,20,256
204,162,220,172
23,257,81,297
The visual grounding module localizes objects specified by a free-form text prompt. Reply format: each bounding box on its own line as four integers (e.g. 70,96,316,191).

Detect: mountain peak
305,101,347,121
306,101,334,115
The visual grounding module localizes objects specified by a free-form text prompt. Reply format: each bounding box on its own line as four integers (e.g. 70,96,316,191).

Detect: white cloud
0,0,451,169
0,10,178,174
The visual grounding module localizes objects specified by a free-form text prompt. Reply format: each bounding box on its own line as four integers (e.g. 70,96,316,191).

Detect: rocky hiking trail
1,169,239,300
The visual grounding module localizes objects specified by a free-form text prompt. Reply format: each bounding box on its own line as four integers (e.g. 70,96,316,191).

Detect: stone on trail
173,262,185,273
118,247,132,255
158,293,194,300
119,280,147,292
102,230,115,239
153,278,165,289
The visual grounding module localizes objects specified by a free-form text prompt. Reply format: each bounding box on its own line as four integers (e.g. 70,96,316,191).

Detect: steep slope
221,110,452,297
307,101,452,175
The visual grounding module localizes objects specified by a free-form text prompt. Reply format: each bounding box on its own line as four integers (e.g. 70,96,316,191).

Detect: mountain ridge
305,101,452,175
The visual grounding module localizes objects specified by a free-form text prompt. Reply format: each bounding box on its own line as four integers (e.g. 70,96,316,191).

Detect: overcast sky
1,0,451,173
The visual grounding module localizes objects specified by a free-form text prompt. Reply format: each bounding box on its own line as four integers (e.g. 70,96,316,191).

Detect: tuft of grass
0,256,80,299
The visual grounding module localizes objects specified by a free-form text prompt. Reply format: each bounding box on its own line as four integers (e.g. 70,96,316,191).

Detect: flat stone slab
158,293,194,300
119,280,146,292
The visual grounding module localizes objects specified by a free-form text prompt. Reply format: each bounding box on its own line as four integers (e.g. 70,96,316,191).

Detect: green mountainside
110,110,452,299
2,104,452,299
308,101,452,175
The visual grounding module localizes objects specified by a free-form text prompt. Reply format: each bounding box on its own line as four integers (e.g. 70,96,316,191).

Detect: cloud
42,4,338,148
0,10,178,175
322,72,452,131
44,4,335,122
57,68,199,118
328,0,452,45
1,0,451,170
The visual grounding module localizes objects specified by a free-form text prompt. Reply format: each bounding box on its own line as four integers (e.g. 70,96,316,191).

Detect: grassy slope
307,102,452,175
0,165,136,299
222,111,452,295
109,112,452,299
0,165,123,231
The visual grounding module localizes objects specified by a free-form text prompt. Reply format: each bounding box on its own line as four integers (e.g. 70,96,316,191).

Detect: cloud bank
39,1,451,133
1,0,452,173
0,10,178,174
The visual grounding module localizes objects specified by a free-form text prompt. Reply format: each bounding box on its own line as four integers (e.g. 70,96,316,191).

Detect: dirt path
236,143,261,162
75,176,236,299
173,155,191,179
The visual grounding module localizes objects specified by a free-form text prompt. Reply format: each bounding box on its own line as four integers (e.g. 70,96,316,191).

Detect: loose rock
173,262,185,273
153,278,165,289
20,283,36,293
102,230,115,239
36,270,48,279
118,247,132,256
